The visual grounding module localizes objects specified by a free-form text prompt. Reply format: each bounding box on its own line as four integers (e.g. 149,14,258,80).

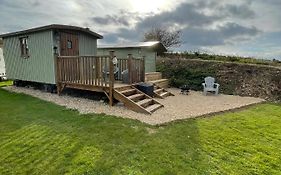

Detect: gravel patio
3,86,265,125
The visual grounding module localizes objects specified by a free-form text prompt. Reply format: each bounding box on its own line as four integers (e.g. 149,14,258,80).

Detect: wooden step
146,104,163,113
120,89,136,96
115,85,133,92
160,92,170,98
137,99,153,108
152,84,174,99
113,85,164,114
154,88,163,94
149,79,169,88
145,72,162,81
128,93,145,101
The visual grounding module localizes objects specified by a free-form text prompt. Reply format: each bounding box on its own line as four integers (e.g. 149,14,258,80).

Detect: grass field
0,80,13,87
0,88,281,174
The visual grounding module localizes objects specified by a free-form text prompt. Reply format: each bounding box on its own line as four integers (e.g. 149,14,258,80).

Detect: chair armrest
202,83,206,87
214,83,220,88
114,67,119,74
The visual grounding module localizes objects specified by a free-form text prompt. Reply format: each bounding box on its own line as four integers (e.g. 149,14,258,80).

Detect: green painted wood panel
97,47,156,72
141,48,156,73
3,30,55,84
79,33,97,56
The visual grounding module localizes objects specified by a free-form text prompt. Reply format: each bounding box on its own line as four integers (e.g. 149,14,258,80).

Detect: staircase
145,72,169,88
153,85,174,99
114,85,164,114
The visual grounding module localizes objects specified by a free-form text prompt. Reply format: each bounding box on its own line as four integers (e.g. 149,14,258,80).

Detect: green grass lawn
0,80,13,87
0,88,281,174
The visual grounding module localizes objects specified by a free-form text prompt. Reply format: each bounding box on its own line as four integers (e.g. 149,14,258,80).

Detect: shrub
157,61,215,90
156,58,281,101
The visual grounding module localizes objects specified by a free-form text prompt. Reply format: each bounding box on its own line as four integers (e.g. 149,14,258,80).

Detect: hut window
19,37,29,58
67,40,72,49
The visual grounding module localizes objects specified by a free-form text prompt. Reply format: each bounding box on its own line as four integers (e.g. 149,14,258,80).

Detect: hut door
60,32,79,56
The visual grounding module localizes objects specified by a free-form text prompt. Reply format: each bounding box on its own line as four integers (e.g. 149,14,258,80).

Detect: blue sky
0,0,280,60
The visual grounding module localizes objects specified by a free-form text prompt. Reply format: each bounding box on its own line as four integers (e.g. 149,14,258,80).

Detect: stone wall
157,58,281,101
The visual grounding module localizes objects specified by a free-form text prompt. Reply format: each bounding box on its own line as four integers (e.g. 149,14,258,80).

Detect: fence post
55,55,61,95
142,56,145,82
128,54,132,84
109,51,115,106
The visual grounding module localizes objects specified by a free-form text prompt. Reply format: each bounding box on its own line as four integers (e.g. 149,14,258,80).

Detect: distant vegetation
163,51,281,67
143,27,182,49
157,58,281,101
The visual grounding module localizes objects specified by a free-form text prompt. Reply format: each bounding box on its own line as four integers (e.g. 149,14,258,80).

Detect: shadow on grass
1,88,281,174
0,87,209,174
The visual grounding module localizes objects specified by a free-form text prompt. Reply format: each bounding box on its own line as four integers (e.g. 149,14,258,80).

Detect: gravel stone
3,86,265,125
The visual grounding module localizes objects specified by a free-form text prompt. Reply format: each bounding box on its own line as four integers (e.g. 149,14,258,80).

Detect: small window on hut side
20,37,29,58
67,40,72,49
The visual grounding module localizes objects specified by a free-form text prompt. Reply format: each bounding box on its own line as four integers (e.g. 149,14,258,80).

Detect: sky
0,0,281,60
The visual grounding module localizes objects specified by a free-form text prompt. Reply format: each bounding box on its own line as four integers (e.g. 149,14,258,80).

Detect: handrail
58,55,110,59
56,54,145,89
56,55,112,88
127,54,145,84
116,55,145,83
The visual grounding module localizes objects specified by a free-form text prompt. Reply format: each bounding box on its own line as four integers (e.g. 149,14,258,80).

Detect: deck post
142,56,145,82
109,51,115,106
55,55,61,95
128,54,132,84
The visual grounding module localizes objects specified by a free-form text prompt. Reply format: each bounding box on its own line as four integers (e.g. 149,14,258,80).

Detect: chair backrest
103,66,109,73
103,66,119,74
204,76,215,88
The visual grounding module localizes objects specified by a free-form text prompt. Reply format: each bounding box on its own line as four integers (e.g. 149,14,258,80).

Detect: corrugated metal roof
0,24,103,39
98,41,167,52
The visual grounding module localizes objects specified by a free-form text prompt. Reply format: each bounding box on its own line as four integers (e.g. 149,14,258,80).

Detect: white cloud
0,0,280,59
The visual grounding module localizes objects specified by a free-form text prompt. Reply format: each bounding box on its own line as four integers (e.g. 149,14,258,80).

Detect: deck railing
56,53,145,91
117,55,145,84
56,55,113,87
128,55,145,84
56,52,145,105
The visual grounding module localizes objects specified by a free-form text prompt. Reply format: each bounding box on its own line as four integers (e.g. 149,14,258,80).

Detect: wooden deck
113,81,131,88
55,52,164,114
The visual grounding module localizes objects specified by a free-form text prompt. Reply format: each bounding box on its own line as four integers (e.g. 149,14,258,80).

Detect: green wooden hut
97,41,167,73
0,26,169,114
0,24,103,85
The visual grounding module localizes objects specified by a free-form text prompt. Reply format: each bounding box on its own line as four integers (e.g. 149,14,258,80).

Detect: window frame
67,40,72,49
19,36,29,58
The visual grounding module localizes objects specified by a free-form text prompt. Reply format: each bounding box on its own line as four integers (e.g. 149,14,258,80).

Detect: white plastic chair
202,76,220,95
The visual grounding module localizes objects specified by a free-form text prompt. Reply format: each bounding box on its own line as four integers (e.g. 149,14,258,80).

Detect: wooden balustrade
116,56,145,83
128,55,145,84
56,55,113,87
116,58,128,80
56,54,145,92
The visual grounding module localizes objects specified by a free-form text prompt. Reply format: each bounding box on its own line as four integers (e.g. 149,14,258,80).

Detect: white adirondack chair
202,76,220,95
